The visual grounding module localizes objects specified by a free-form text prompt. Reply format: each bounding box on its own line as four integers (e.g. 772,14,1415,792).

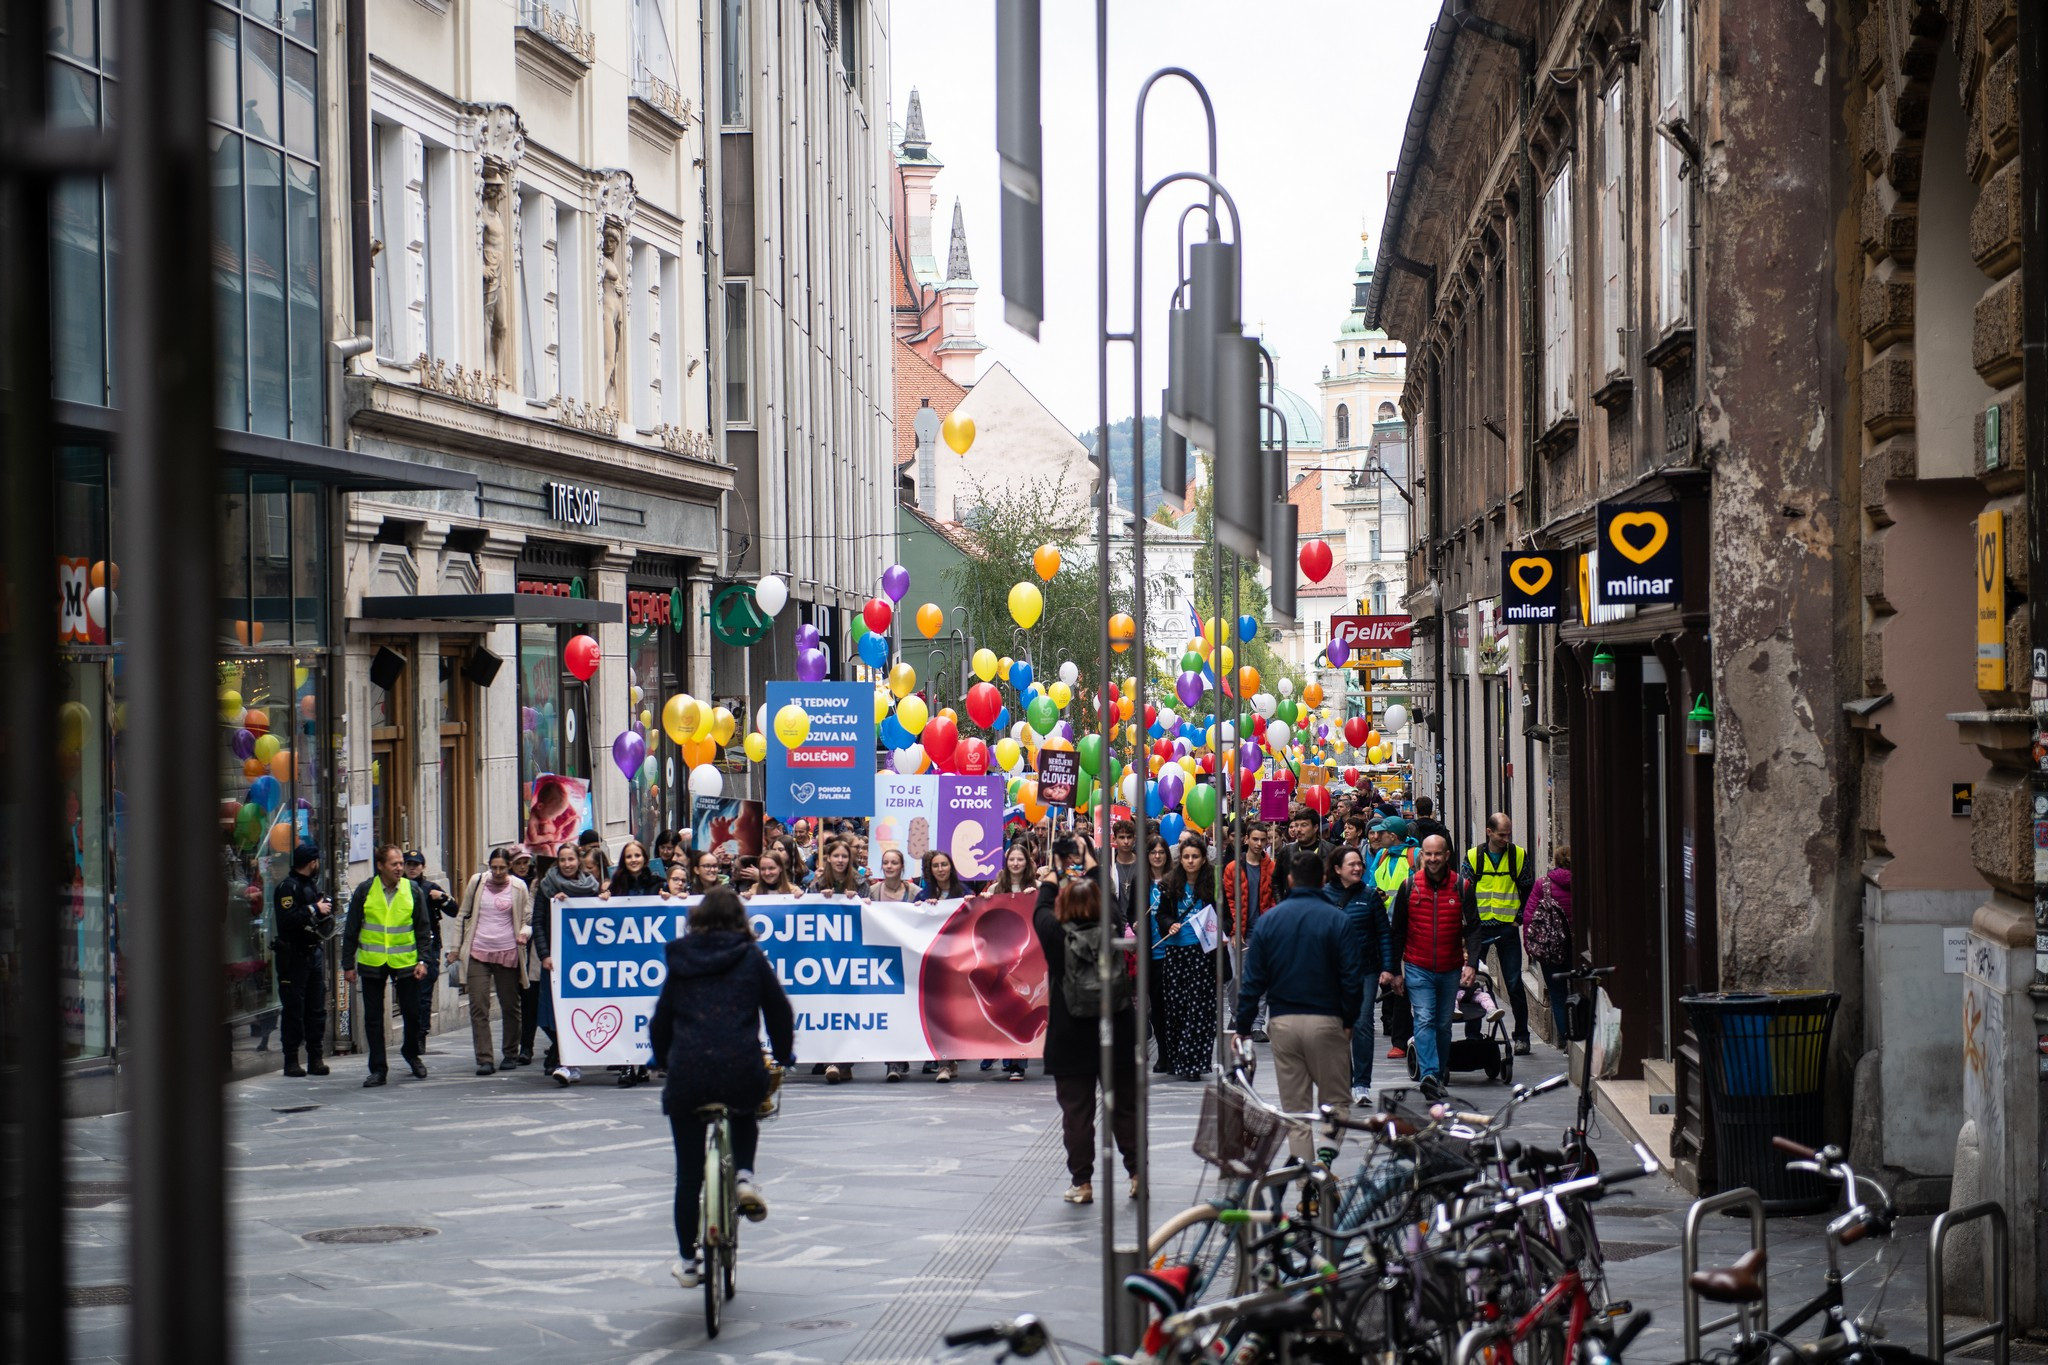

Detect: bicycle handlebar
1771,1135,1818,1160
943,1316,1049,1356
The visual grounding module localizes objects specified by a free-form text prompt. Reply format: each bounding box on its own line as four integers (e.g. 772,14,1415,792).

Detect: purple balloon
521,705,539,733
796,647,829,682
1156,767,1186,810
231,727,255,759
1239,738,1262,773
880,563,911,602
795,623,821,651
1175,670,1205,708
611,730,647,779
1056,720,1075,742
1325,636,1351,667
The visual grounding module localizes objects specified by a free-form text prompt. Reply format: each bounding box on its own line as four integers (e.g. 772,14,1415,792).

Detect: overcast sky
886,1,1440,433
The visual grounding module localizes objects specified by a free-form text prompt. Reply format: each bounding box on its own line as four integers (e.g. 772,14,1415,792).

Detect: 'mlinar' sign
1595,502,1682,605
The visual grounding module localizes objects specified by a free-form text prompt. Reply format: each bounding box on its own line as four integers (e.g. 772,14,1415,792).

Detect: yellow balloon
888,661,919,699
1215,645,1235,677
994,736,1023,772
219,689,243,722
1008,581,1044,629
663,694,695,746
253,733,281,764
972,648,999,682
1049,680,1072,709
743,731,768,763
639,709,654,729
630,685,644,707
896,694,930,736
942,409,975,454
688,699,715,743
773,704,810,748
711,706,737,745
874,689,892,725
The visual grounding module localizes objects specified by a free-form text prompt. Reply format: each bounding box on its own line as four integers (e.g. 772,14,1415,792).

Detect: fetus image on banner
918,894,1048,1056
948,818,994,881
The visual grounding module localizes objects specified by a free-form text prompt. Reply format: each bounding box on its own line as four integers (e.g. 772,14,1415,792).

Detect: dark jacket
532,866,599,962
1412,817,1452,849
1388,868,1481,973
1323,878,1390,981
915,877,983,901
607,866,664,898
1231,889,1365,1033
273,869,328,952
1031,882,1138,1078
340,875,435,972
1272,837,1339,899
647,930,796,1116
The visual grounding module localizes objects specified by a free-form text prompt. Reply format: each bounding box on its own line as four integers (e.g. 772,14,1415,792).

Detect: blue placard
766,681,876,820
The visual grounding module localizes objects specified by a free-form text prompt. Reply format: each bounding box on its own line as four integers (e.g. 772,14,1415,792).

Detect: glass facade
517,593,594,857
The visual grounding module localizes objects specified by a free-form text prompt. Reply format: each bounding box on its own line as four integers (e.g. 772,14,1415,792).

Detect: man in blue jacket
1232,852,1366,1161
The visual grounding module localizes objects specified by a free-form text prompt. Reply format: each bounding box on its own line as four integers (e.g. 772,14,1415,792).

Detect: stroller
1404,967,1516,1084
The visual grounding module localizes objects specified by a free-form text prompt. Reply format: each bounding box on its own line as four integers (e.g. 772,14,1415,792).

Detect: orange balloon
939,707,959,724
1109,613,1135,653
242,757,265,778
269,750,294,782
90,560,119,589
243,708,270,736
1019,779,1049,823
1302,681,1324,707
915,602,944,638
682,737,718,768
1117,696,1134,720
1238,666,1261,697
1040,734,1075,753
268,821,295,853
1032,544,1062,580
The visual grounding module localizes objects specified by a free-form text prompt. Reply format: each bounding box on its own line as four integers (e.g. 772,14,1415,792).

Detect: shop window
518,617,594,855
1598,77,1627,376
1653,0,1690,331
720,0,748,128
1540,157,1575,427
724,279,751,425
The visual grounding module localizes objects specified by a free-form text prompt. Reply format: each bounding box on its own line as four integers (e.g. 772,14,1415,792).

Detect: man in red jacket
1387,834,1479,1101
1222,821,1278,935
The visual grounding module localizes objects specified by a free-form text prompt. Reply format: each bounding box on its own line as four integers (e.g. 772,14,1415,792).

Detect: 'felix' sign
1328,615,1413,652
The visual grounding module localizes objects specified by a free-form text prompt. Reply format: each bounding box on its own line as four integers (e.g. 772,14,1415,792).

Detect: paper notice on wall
1944,926,1969,973
347,804,372,864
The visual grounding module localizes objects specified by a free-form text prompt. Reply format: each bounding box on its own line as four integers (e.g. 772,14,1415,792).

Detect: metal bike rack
1452,1321,1514,1365
1681,1187,1769,1361
1927,1201,2009,1364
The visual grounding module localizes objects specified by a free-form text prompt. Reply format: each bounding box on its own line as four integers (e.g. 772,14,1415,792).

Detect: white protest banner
550,892,1051,1066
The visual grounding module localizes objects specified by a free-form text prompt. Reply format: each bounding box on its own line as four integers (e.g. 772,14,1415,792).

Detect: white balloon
754,574,788,616
86,586,114,627
893,744,926,775
1277,678,1294,697
1266,720,1292,752
1219,722,1236,744
1120,771,1140,806
1011,721,1029,744
756,704,768,734
1251,692,1276,718
688,764,723,798
1058,660,1080,686
1384,703,1411,733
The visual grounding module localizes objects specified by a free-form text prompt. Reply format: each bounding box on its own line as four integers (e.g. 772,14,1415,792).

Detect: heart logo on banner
790,781,817,804
1508,556,1554,595
1608,512,1669,565
572,1006,623,1052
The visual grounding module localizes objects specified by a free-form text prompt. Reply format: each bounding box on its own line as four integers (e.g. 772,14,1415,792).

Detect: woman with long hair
449,847,533,1075
741,850,797,899
1323,843,1390,1104
917,851,980,1081
1033,871,1139,1203
534,843,599,1084
870,847,916,1082
1153,834,1219,1081
685,849,725,895
648,886,794,1290
807,837,868,897
602,839,663,898
1140,836,1174,1073
980,841,1039,1080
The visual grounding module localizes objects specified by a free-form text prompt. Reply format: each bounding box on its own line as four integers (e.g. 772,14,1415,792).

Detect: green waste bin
1682,991,1839,1213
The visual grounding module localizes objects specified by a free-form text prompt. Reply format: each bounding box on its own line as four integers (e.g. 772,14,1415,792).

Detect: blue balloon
247,775,281,809
1159,812,1187,846
994,706,1011,731
1144,780,1163,817
1238,613,1258,642
880,715,911,749
1010,660,1034,693
1148,721,1165,739
858,632,891,667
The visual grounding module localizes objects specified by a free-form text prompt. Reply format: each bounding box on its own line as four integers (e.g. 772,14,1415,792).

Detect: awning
51,400,479,494
356,593,625,625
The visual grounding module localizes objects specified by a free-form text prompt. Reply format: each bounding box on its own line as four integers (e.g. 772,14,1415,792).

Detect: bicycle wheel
722,1170,740,1302
702,1131,725,1337
1145,1203,1247,1311
1513,1238,1572,1365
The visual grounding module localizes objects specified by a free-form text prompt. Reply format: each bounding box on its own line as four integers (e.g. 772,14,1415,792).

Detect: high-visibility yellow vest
358,877,419,969
1369,846,1415,898
1464,845,1527,923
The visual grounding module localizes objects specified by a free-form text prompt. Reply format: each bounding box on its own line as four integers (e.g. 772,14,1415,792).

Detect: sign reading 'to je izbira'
1595,502,1682,604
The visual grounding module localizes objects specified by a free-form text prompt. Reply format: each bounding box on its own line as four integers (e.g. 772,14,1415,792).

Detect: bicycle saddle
1517,1144,1565,1174
1688,1248,1766,1304
694,1102,730,1118
1445,1244,1507,1274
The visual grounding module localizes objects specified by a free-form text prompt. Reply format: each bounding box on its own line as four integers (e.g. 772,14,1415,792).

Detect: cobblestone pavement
61,1034,1974,1363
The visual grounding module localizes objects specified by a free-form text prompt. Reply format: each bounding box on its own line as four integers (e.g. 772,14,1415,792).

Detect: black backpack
1061,920,1135,1018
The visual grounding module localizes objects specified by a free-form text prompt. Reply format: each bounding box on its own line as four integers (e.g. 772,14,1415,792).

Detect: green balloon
1180,650,1203,673
1184,783,1219,830
1108,755,1124,788
1275,698,1299,725
1077,733,1103,776
849,616,868,641
1075,771,1096,808
1027,695,1059,735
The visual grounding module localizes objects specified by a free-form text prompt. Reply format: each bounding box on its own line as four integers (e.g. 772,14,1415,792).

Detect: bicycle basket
1379,1091,1476,1183
1193,1082,1285,1179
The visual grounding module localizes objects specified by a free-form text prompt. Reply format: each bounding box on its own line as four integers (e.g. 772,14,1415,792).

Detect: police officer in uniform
274,843,333,1076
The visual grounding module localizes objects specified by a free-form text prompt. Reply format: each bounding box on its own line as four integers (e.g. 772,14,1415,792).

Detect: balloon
1301,784,1332,817
1302,681,1324,708
560,634,599,682
795,623,821,653
1385,703,1411,732
1158,812,1187,846
1008,581,1044,629
957,737,990,775
1239,739,1262,773
1057,660,1080,687
1049,681,1072,710
972,647,999,682
796,648,829,682
219,689,243,721
1175,671,1204,708
662,695,694,745
1251,692,1276,719
888,661,918,698
744,731,768,762
1077,733,1104,776
1367,729,1382,748
230,728,255,760
1184,784,1218,830
858,632,891,667
994,736,1024,772
755,575,789,616
1214,646,1235,678
1344,716,1372,748
1157,767,1186,810
249,775,281,808
243,708,270,736
863,598,894,634
86,586,115,630
879,563,912,602
1278,677,1295,698
1026,695,1059,736
880,715,911,749
1238,666,1261,697
893,744,927,775
1009,659,1034,693
1276,698,1299,725
1018,779,1048,823
1300,539,1335,583
910,602,943,639
612,730,647,778
1238,613,1258,642
252,732,280,765
955,682,997,730
1033,544,1062,580
896,694,930,737
1267,720,1293,752
1325,636,1351,667
942,409,975,454
921,715,958,762
773,704,810,748
1109,614,1135,653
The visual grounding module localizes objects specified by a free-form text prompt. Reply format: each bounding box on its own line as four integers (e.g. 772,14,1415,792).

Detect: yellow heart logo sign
1608,511,1669,565
1509,557,1554,596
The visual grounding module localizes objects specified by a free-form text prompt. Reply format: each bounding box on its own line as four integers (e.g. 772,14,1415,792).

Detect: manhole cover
788,1320,855,1331
66,1182,128,1208
68,1284,132,1307
302,1225,439,1246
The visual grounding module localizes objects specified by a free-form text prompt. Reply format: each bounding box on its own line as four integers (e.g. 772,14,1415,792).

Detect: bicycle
694,1101,741,1336
1685,1137,1931,1364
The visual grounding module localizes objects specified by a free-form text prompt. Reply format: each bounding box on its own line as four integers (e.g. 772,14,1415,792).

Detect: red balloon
1344,768,1364,788
1198,752,1216,774
1143,704,1158,730
1300,784,1332,816
965,681,1003,730
564,633,601,681
863,598,894,634
1343,716,1371,748
1251,714,1268,739
957,736,990,775
921,715,959,763
1299,539,1334,583
1151,738,1175,761
1107,682,1121,703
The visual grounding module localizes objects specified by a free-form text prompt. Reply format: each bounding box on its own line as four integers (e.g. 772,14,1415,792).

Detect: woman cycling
916,851,981,1081
1154,834,1219,1081
648,886,795,1291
